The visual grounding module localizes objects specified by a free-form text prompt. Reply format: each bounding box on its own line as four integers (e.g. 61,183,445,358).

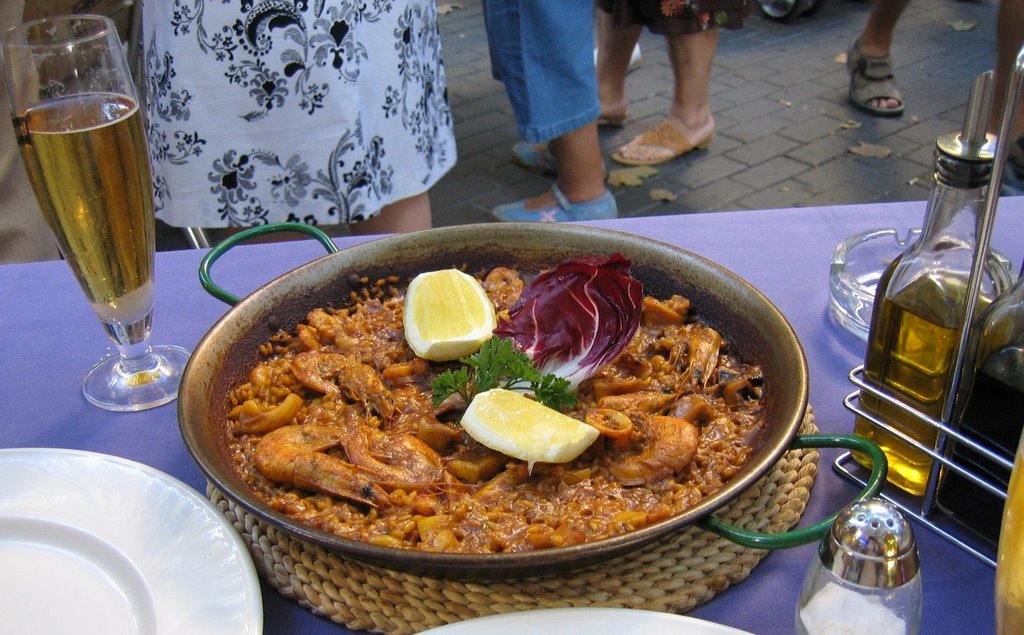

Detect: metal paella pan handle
199,222,340,306
699,433,887,549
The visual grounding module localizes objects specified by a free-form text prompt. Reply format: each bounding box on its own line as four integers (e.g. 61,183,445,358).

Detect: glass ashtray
829,227,919,341
829,228,1019,341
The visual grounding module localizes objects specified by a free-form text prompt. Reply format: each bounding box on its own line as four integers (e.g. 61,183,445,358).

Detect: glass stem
115,340,160,376
100,309,159,375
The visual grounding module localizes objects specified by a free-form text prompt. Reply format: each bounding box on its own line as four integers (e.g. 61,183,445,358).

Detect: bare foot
599,100,628,126
865,96,902,111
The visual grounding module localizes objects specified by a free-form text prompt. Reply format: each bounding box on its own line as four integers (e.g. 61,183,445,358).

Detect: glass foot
82,345,191,412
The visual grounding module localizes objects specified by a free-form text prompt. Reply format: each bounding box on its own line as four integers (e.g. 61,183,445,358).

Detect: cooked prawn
610,415,699,485
254,424,390,508
688,325,722,389
597,390,677,414
341,424,455,491
291,351,395,418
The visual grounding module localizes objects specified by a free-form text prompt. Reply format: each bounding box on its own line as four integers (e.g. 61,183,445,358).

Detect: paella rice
223,267,765,553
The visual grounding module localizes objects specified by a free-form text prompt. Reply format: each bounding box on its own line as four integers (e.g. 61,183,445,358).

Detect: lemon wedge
462,388,599,471
404,268,497,361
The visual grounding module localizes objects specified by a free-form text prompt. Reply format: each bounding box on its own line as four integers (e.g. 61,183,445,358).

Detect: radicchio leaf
493,253,643,388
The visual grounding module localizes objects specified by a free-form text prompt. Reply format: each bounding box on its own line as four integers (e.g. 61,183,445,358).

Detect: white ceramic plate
420,608,753,634
0,448,262,635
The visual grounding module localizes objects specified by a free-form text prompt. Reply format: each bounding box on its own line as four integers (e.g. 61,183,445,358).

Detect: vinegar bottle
853,92,998,495
935,263,1024,543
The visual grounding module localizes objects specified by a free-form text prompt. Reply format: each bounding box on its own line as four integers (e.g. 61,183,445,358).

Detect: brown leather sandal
611,120,713,166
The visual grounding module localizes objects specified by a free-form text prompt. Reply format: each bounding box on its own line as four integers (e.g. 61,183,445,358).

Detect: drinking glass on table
1,15,188,411
997,435,1024,634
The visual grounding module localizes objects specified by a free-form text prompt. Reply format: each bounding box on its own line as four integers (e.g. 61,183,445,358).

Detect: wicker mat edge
211,409,820,635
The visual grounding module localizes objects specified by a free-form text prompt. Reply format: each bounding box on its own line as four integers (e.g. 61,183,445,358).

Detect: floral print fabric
141,0,456,228
597,0,751,35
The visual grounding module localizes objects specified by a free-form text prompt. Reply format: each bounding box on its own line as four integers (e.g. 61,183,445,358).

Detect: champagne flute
2,15,188,411
997,434,1024,634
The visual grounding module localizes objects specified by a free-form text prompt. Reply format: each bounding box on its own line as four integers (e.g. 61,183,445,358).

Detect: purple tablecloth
2,199,1021,634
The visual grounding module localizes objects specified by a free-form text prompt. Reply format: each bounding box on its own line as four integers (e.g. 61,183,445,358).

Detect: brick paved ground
431,0,999,225
156,0,1002,249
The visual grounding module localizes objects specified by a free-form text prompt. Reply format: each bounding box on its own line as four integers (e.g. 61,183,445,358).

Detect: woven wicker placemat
210,410,819,634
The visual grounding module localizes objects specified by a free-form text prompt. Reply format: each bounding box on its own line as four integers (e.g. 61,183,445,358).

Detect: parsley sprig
432,337,577,411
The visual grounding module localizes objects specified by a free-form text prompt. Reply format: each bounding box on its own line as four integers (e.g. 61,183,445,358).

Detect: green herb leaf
432,366,472,405
532,374,576,411
431,337,577,410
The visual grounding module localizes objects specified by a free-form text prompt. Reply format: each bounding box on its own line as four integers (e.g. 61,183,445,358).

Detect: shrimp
597,390,677,415
688,325,722,389
610,415,699,485
254,424,390,508
341,424,454,491
291,351,395,418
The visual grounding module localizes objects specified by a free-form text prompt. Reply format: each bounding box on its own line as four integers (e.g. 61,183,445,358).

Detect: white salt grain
798,582,907,634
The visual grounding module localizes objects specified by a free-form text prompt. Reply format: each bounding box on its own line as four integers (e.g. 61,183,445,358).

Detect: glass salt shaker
795,498,922,635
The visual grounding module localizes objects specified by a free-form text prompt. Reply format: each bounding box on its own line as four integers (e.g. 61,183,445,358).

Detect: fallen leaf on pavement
836,52,848,64
649,188,678,202
780,100,792,107
948,20,976,31
840,120,862,130
849,142,892,158
437,3,464,15
608,166,659,187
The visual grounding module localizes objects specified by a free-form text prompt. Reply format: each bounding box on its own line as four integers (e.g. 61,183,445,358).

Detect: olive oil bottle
855,273,969,494
854,105,998,495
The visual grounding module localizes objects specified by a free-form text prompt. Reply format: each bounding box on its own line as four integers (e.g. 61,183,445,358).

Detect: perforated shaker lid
819,498,920,589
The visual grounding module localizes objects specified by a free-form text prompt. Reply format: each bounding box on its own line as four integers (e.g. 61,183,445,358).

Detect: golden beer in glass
2,15,188,410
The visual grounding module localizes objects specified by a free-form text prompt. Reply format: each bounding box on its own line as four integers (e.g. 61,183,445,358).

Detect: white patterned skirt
140,0,456,227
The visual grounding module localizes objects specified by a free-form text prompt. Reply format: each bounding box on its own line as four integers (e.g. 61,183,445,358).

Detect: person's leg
545,122,606,204
483,0,599,143
512,6,634,177
858,0,911,58
350,192,432,235
484,0,614,221
990,0,1024,193
502,120,608,214
596,9,641,124
992,0,1024,139
613,28,717,165
849,0,911,113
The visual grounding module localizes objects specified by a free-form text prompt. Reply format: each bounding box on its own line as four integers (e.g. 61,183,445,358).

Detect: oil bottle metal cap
818,498,920,589
936,131,997,163
936,69,996,164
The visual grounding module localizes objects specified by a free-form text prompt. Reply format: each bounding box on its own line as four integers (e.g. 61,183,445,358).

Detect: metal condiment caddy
839,368,1011,567
835,53,1024,569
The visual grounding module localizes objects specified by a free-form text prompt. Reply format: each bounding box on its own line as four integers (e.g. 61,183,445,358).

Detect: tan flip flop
611,120,713,167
